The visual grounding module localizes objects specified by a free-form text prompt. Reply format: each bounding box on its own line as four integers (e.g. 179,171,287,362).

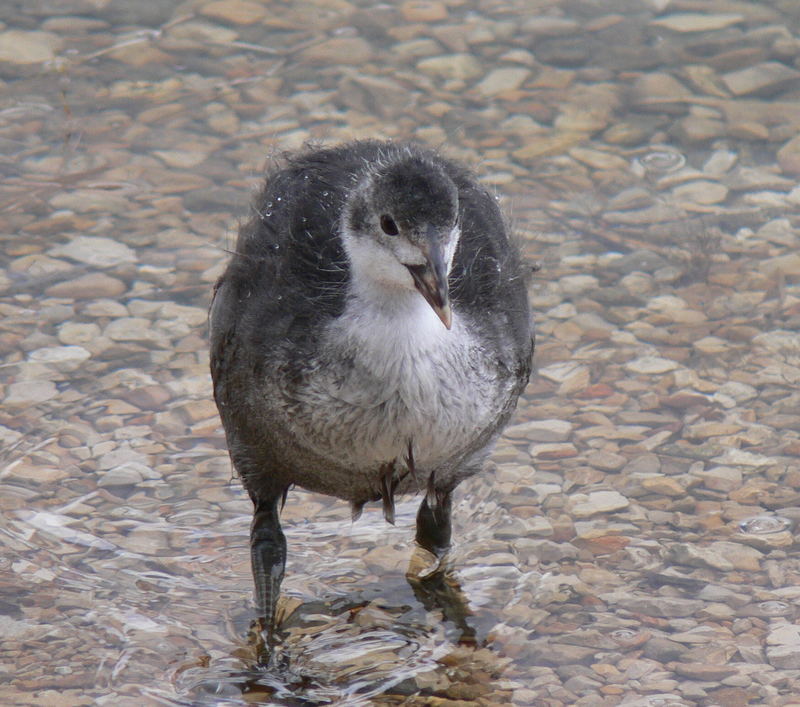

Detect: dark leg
249,492,286,663
411,490,477,645
415,490,452,556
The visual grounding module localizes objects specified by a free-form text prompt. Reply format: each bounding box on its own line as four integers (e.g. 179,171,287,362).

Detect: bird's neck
344,276,452,352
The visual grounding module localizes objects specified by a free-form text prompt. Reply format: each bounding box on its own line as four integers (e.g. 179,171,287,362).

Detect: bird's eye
380,214,399,236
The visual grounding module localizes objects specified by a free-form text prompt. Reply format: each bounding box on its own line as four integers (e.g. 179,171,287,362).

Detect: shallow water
2,0,800,705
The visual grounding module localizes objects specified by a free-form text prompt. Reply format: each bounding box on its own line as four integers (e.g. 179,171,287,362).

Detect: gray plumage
209,140,533,656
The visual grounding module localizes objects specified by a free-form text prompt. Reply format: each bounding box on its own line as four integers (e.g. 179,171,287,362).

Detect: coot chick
209,140,533,656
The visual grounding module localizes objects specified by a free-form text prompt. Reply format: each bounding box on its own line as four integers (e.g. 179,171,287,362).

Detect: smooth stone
505,419,573,443
777,134,800,176
4,380,58,405
49,189,131,215
416,53,483,81
756,218,797,247
97,464,147,487
622,596,704,618
45,272,126,298
672,663,738,681
760,253,800,277
529,442,578,460
569,490,629,518
569,147,629,170
590,452,627,472
58,322,102,345
153,150,209,168
200,0,268,24
670,543,734,571
104,318,164,343
400,1,447,22
693,466,742,492
473,67,530,96
28,346,91,371
632,73,692,111
708,541,763,571
766,645,800,670
704,149,738,176
625,356,680,374
521,16,579,37
49,236,136,267
300,38,373,65
672,116,726,143
0,30,63,64
650,13,743,32
672,180,729,205
722,61,800,97
167,21,238,43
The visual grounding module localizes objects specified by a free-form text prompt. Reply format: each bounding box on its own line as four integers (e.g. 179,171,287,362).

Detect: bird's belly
289,351,501,474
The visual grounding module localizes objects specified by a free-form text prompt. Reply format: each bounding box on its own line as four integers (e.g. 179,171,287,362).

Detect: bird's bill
406,236,452,330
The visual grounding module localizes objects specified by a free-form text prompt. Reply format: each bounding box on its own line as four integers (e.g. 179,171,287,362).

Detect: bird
209,139,533,659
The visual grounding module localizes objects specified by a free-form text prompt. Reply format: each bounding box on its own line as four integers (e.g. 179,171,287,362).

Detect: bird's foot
406,543,449,581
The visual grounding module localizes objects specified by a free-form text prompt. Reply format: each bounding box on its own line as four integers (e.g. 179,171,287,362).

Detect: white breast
292,289,501,471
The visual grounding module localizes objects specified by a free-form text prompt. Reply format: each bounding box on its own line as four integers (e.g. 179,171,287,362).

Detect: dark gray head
342,154,460,328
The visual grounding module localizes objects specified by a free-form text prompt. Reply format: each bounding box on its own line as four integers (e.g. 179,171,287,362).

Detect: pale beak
406,227,452,329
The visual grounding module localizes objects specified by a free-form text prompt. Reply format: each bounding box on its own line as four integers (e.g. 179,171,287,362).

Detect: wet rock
568,490,629,518
400,1,447,23
722,61,800,97
417,53,483,81
625,356,680,375
474,67,530,96
631,73,693,112
524,639,598,666
766,624,800,670
589,452,627,473
505,419,572,443
650,13,744,33
672,179,729,205
46,273,126,299
200,0,268,24
673,662,739,681
4,381,58,406
776,134,800,176
49,236,136,267
0,30,63,64
643,636,690,662
301,38,373,66
672,116,726,144
28,346,91,372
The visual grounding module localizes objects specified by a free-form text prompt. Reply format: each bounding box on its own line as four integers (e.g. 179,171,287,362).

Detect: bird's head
342,154,459,329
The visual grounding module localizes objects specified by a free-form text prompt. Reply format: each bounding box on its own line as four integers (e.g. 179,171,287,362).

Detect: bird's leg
415,482,452,557
249,491,286,664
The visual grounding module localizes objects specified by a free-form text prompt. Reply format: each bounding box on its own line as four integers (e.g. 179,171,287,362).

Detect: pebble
776,134,800,176
49,236,136,268
45,273,127,299
0,30,63,64
28,346,91,372
400,1,448,23
625,356,680,374
568,490,630,518
418,53,483,82
505,419,573,443
3,380,58,406
650,13,744,33
301,38,373,66
473,67,530,96
722,61,800,97
200,0,268,25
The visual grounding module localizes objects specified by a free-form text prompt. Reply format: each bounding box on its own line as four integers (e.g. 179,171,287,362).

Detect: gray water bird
209,140,534,656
